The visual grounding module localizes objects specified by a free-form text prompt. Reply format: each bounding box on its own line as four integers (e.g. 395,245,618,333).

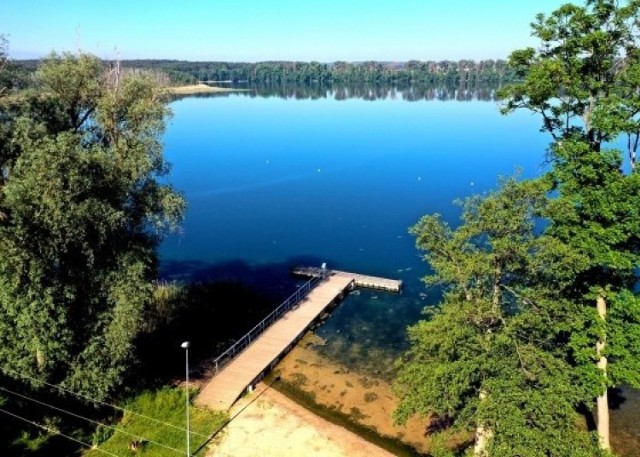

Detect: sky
2,0,568,62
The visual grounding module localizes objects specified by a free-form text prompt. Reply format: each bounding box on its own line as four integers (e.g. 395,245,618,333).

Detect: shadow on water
148,255,437,386
130,256,326,389
609,386,640,456
159,255,325,298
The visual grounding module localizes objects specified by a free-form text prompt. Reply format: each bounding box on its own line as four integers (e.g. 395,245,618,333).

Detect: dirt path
206,381,396,457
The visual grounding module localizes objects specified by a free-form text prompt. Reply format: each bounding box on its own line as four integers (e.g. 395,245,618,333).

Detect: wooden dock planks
292,266,403,293
196,274,355,411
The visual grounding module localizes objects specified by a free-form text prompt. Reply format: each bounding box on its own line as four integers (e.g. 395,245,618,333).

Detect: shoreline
207,381,398,457
199,332,431,456
198,331,640,456
165,83,248,95
269,333,432,454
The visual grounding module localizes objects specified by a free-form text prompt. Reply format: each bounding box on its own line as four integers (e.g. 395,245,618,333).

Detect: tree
0,34,8,97
499,0,640,159
394,178,601,456
499,0,640,450
543,137,640,450
0,52,185,400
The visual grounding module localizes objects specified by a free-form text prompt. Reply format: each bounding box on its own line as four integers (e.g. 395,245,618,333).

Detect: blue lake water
162,94,550,271
160,90,552,371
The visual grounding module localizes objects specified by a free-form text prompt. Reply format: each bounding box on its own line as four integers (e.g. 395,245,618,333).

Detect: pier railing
212,272,328,374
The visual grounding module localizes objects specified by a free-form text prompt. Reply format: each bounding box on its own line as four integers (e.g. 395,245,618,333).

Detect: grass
84,387,227,457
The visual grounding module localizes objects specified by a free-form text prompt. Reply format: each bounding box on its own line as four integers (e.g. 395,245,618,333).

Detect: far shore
166,83,249,95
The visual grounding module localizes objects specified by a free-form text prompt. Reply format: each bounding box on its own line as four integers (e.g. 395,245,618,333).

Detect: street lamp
181,341,190,457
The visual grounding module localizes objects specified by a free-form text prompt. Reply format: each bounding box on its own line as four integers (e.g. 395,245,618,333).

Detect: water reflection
169,81,503,103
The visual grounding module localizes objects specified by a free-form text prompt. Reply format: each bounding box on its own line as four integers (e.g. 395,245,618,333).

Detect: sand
203,332,431,457
166,84,244,95
271,334,431,453
207,383,397,457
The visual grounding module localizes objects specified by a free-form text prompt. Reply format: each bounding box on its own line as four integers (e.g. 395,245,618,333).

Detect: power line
0,386,185,455
0,406,121,457
0,366,210,438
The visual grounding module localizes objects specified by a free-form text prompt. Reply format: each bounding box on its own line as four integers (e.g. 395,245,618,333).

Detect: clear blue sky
2,0,567,62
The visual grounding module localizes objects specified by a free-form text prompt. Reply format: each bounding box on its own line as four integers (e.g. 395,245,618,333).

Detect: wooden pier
196,267,401,411
291,266,403,293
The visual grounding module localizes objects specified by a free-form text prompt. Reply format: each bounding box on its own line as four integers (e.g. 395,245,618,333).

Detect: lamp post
181,341,190,457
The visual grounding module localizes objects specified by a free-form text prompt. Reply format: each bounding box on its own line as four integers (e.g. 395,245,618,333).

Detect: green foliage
0,52,185,400
497,1,640,414
546,140,640,274
91,424,114,447
113,58,515,86
84,387,227,457
142,280,186,333
543,138,640,395
499,0,640,160
12,57,517,89
497,4,640,454
401,1,640,454
0,34,8,95
395,178,601,455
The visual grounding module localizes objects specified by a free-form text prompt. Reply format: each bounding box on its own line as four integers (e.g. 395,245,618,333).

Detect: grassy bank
84,387,227,457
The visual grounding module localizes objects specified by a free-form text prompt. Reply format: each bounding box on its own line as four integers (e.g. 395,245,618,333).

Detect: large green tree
0,52,185,400
499,0,640,450
499,0,640,161
397,4,640,454
394,178,601,456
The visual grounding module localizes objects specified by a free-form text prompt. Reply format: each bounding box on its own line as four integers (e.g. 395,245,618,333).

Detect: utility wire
0,406,121,457
0,366,210,438
0,386,185,455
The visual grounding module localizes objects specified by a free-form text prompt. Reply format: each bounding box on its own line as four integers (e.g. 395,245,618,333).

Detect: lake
159,86,638,455
160,89,550,366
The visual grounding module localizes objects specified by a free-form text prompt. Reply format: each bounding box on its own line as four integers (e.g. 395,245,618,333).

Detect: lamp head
181,341,190,349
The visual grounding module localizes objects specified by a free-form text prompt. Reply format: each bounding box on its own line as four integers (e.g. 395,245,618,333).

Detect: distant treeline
12,58,517,87
122,59,516,85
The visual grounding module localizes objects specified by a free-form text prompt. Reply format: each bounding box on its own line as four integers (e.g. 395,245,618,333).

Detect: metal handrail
212,271,327,374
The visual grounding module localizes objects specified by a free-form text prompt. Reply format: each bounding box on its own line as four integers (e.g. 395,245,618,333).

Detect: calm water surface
161,92,550,360
160,90,637,450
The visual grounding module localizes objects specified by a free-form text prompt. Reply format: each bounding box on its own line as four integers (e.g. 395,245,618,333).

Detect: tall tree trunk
596,295,610,450
473,390,491,457
627,132,638,171
472,263,500,455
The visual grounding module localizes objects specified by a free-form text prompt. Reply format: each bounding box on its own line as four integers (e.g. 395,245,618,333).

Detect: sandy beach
202,332,431,457
207,382,398,457
166,84,245,95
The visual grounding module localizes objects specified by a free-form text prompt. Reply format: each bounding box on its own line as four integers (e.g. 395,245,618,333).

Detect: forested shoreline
7,58,517,89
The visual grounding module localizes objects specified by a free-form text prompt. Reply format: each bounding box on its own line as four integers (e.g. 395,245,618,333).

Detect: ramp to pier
196,274,354,411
